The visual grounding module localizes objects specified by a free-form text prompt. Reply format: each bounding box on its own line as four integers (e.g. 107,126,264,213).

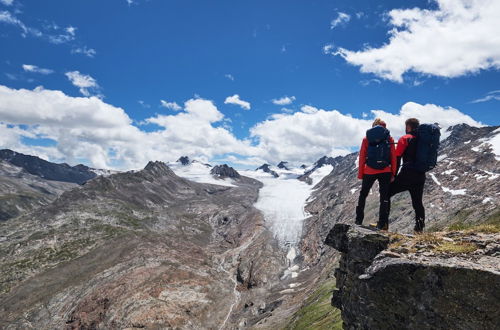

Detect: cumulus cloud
65,71,100,97
22,64,54,75
249,102,482,164
272,96,296,105
0,85,483,169
160,99,182,111
333,0,500,82
224,94,251,110
0,0,14,5
330,12,351,29
471,90,500,103
0,85,255,169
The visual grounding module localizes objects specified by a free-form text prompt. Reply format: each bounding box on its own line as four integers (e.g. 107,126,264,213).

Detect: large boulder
325,224,500,330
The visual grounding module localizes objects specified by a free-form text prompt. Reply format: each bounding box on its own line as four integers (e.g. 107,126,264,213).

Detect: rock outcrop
256,164,279,178
325,224,500,330
277,161,289,170
211,164,241,178
176,156,191,165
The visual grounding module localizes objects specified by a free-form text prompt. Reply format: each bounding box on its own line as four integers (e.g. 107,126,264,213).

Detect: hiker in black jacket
388,118,426,232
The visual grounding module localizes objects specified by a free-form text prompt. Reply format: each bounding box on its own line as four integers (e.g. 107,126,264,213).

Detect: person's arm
390,137,397,177
395,136,408,174
358,138,367,180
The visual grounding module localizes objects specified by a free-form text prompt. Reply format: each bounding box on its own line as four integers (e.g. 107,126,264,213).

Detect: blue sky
0,0,499,169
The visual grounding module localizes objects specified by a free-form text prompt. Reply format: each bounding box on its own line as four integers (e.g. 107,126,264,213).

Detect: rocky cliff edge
325,224,500,330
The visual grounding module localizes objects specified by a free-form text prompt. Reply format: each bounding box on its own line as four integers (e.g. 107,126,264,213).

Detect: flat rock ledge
325,224,500,330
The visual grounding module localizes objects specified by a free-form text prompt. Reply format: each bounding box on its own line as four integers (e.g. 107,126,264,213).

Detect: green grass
434,241,478,254
284,278,343,330
448,209,500,233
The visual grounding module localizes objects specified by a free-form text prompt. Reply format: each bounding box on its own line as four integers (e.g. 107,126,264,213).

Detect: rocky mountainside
211,164,241,178
0,149,98,184
0,160,77,221
0,123,498,329
0,161,288,329
326,224,499,329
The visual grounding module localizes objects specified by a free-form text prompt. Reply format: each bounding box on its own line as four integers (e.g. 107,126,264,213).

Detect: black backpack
366,126,391,170
413,123,441,172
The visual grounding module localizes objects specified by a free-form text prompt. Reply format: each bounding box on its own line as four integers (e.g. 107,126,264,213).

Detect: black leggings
356,172,391,226
389,168,426,221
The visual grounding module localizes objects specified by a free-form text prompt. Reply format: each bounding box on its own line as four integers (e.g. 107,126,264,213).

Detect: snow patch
429,173,467,196
169,162,236,187
437,154,448,162
482,197,492,204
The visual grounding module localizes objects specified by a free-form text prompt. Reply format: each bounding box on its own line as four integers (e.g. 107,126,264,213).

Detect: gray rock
325,224,500,330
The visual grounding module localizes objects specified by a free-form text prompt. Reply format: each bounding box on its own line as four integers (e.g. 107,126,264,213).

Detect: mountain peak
210,164,240,178
177,156,191,165
277,161,289,170
143,161,173,176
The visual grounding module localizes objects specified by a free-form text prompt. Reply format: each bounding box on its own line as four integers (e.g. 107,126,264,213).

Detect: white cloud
0,85,256,169
249,102,482,164
471,90,500,103
272,96,296,105
65,71,100,97
330,12,351,29
224,94,251,110
323,43,335,55
66,26,76,36
0,10,78,45
71,46,96,58
160,100,182,111
224,74,234,81
333,0,500,82
0,0,14,6
0,10,27,33
22,64,54,75
138,100,150,108
360,78,381,86
0,84,484,170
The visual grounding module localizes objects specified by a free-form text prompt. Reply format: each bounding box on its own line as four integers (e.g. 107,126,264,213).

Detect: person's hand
390,176,395,183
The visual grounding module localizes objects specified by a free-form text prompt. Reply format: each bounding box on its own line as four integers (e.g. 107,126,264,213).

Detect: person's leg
387,170,411,219
377,172,392,229
409,175,426,232
356,175,376,225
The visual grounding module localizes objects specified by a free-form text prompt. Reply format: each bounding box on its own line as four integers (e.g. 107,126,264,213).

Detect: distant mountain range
0,149,98,184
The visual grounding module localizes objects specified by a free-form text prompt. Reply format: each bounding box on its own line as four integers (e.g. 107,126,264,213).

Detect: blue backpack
366,126,391,170
413,123,441,172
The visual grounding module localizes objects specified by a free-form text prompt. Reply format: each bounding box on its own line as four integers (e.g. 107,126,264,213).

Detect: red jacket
358,136,397,179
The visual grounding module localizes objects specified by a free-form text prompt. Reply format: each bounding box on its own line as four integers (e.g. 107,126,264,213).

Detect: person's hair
372,118,386,128
405,118,420,130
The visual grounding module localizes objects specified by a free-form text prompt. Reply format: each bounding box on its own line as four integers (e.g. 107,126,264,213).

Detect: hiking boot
414,218,425,233
368,222,388,231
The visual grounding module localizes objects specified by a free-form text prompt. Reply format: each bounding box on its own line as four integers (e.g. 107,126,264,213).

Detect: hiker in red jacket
355,118,397,230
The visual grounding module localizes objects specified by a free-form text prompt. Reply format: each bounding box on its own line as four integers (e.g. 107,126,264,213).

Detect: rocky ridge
0,149,98,184
0,160,77,221
0,161,288,329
